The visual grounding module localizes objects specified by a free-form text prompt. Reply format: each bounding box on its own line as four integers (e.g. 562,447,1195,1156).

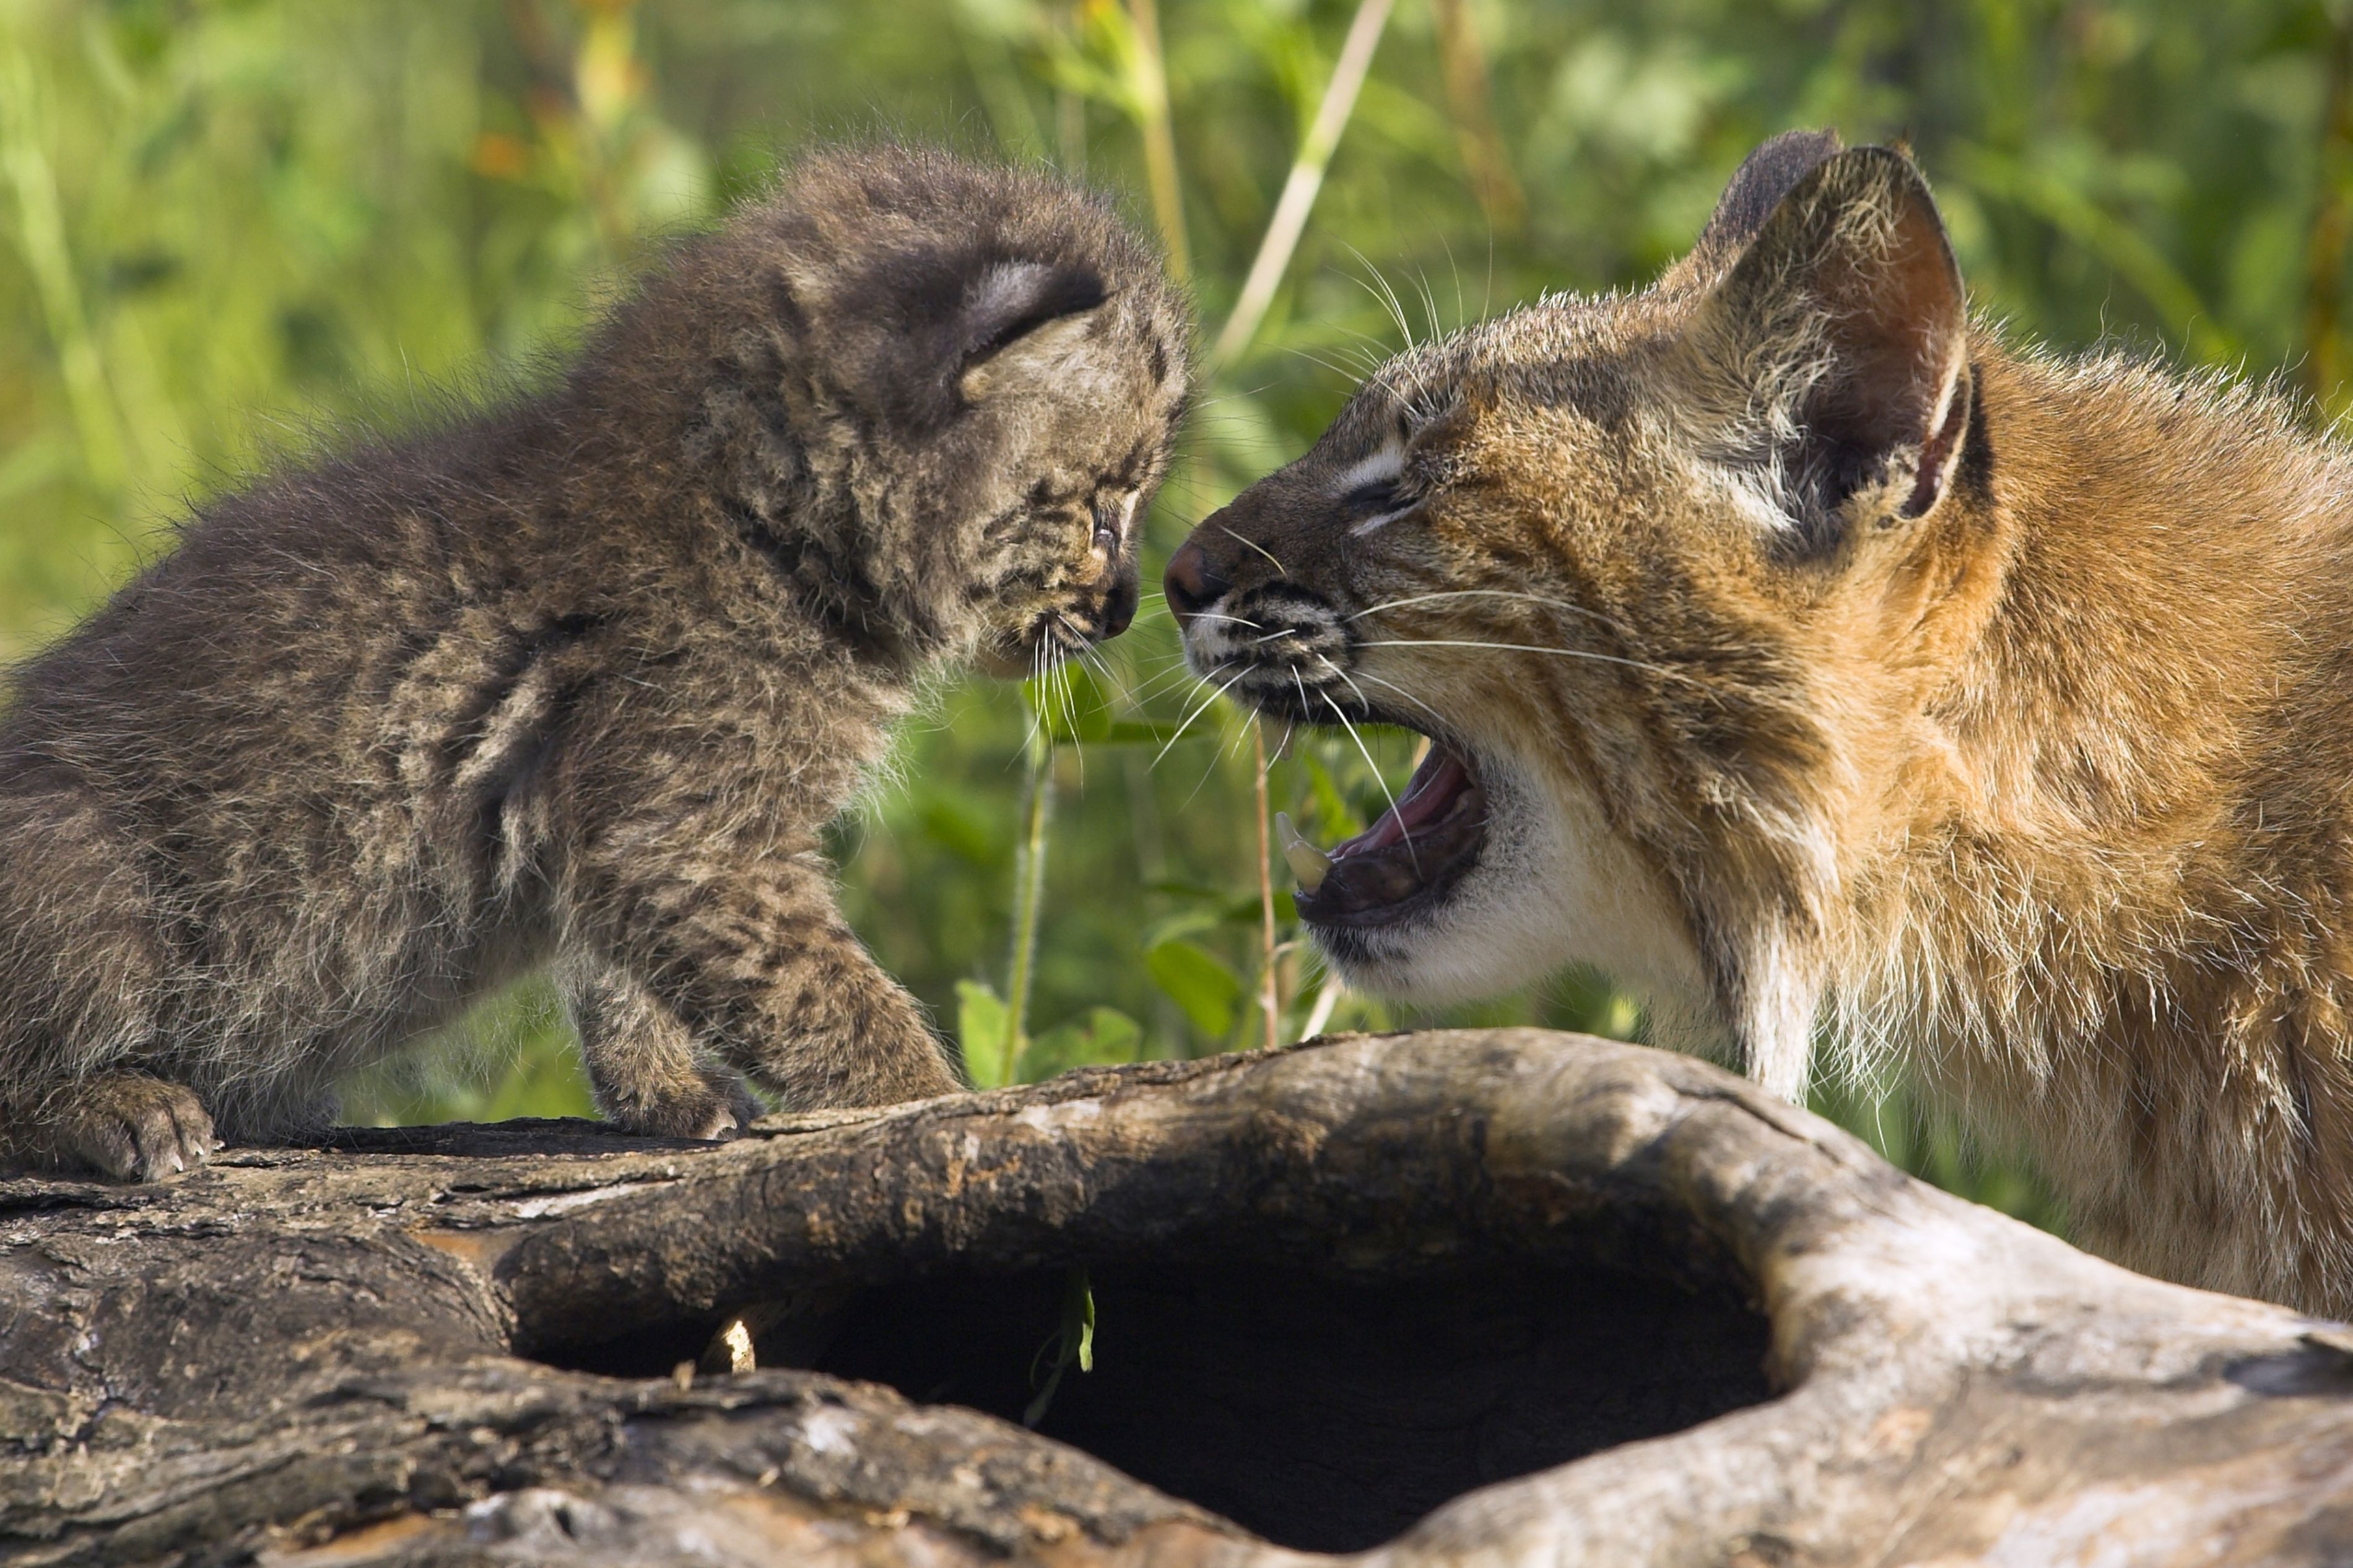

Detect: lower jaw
1294,847,1483,931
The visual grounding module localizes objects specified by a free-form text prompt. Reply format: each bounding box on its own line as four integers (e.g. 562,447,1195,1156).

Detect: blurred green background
17,0,2353,1231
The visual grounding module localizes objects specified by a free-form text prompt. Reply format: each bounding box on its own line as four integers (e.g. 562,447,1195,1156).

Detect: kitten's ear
1680,144,1970,541
955,261,1110,403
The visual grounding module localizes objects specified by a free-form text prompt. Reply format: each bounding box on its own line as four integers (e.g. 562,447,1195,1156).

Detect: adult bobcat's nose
1163,536,1232,628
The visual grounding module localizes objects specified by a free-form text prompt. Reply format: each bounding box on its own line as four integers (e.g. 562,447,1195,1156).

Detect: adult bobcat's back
1168,130,2353,1315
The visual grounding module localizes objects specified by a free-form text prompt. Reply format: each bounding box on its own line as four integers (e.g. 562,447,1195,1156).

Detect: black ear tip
1699,129,1846,253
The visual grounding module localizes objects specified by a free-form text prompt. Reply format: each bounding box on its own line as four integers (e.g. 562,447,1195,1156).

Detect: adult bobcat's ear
955,261,1110,403
1694,129,1845,262
1682,145,1970,540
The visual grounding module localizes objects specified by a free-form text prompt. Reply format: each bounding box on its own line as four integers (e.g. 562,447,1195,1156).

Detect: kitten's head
669,145,1191,672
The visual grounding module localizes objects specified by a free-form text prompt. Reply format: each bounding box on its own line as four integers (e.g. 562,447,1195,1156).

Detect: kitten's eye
1343,479,1407,516
1090,496,1121,554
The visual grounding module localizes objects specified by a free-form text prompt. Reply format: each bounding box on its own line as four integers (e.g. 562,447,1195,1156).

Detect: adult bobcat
1168,130,2353,1315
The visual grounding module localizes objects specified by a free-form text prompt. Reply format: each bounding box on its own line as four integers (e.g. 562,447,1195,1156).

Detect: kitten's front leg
575,847,965,1114
2,1073,217,1180
555,954,760,1140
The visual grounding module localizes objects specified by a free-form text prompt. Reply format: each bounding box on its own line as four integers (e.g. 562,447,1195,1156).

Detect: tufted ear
1682,144,1970,544
956,261,1108,402
1695,129,1846,259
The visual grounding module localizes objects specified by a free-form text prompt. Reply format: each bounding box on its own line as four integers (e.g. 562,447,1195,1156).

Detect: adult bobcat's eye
1091,496,1120,553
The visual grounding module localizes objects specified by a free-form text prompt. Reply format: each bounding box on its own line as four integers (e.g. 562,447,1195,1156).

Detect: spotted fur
0,145,1189,1180
1175,131,2353,1315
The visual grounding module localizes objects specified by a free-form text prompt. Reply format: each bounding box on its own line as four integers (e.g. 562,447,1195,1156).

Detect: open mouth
1280,738,1489,928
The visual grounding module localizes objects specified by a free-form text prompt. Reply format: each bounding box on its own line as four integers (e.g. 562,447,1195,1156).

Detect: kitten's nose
1163,537,1232,628
1101,571,1139,639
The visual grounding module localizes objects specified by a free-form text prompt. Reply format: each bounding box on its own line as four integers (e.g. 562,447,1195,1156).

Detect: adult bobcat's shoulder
1169,131,2353,1315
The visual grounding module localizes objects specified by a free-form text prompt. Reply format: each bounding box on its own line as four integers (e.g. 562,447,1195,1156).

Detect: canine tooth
1276,812,1331,893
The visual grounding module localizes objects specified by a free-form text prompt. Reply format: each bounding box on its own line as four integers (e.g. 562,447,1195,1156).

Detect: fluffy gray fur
0,146,1190,1180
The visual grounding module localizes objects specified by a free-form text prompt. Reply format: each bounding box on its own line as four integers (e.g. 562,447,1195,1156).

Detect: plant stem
2308,8,2353,418
1209,0,1393,368
1251,718,1279,1052
954,0,1046,159
1123,0,1188,281
1429,0,1523,234
0,40,125,495
1300,972,1344,1041
1004,727,1055,1085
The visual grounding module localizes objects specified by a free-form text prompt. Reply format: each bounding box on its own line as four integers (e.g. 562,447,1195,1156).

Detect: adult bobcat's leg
555,953,757,1140
571,847,965,1113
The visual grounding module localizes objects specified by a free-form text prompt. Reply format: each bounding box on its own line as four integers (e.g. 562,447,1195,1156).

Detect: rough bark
3,1029,2351,1566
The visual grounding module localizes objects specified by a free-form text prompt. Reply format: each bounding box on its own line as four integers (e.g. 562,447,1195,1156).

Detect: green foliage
12,0,2353,1232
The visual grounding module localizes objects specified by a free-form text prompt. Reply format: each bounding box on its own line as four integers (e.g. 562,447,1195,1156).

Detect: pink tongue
1339,748,1469,857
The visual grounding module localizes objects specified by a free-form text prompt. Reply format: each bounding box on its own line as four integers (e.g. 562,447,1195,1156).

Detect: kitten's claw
600,1070,756,1143
49,1075,216,1182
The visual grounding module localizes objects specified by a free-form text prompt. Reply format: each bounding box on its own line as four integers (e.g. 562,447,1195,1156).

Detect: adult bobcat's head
1169,134,1984,1094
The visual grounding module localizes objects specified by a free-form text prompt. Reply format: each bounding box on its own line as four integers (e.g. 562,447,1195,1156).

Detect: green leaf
1097,719,1190,746
919,796,1000,867
1301,753,1363,841
957,979,1012,1090
1147,940,1240,1039
1024,1006,1147,1078
1139,907,1219,952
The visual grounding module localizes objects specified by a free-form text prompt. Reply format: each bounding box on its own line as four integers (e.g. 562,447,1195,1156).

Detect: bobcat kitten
0,146,1188,1180
1170,129,2353,1315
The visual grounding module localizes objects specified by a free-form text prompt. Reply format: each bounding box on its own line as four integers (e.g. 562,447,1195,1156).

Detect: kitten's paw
43,1075,217,1182
602,1071,755,1143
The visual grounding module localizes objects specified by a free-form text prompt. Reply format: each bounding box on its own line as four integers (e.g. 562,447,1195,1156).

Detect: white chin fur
1315,752,1721,1039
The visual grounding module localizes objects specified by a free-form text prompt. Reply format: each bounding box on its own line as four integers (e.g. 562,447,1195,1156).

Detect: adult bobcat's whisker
1152,669,1250,771
1355,638,1681,680
1220,526,1287,576
1128,665,1207,706
1342,667,1454,736
1269,719,1297,772
1321,690,1419,874
1341,242,1418,353
1318,657,1388,729
1347,589,1641,639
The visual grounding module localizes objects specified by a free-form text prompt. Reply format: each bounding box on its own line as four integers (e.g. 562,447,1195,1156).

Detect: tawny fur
1174,130,2353,1315
0,145,1188,1181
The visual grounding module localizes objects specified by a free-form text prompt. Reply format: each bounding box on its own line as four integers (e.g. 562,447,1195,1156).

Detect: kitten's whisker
1049,634,1084,784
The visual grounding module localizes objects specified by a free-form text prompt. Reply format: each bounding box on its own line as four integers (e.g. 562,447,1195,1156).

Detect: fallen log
3,1028,2350,1566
